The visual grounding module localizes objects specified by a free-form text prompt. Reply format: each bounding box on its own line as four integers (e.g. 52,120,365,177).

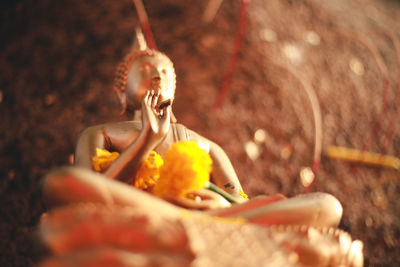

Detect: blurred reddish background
0,0,399,266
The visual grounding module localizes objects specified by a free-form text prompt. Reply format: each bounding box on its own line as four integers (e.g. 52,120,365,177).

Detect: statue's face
125,55,175,111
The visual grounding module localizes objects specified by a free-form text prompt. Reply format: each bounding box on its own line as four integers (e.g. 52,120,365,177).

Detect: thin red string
381,31,400,154
214,0,250,108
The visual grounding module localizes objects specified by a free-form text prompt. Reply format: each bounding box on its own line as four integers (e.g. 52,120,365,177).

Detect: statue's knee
314,192,343,227
42,166,102,207
42,167,70,207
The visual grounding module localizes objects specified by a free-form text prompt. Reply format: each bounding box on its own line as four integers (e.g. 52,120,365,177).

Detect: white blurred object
244,141,261,161
300,167,315,187
349,57,365,76
254,129,267,144
303,31,320,46
260,28,278,43
282,43,303,65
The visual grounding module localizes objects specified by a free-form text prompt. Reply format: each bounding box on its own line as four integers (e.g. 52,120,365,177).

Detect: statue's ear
115,90,127,115
132,27,148,51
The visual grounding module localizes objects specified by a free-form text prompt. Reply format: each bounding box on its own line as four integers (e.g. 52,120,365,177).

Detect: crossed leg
42,166,343,227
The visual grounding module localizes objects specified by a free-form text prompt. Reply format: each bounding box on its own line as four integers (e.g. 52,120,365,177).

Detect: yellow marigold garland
153,141,212,198
239,189,249,200
92,148,163,191
92,148,120,172
134,151,164,191
93,142,216,199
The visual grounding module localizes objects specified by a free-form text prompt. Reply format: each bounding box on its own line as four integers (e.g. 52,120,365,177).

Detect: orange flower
92,142,215,200
153,141,212,198
92,148,120,172
134,151,164,191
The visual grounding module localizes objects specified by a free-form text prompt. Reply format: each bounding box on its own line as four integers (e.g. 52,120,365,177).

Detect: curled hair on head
114,49,174,93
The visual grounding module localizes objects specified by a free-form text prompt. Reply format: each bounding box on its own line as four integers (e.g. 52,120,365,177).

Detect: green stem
205,181,239,204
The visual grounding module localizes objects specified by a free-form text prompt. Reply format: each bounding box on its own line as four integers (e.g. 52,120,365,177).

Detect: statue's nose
151,76,161,89
150,67,162,83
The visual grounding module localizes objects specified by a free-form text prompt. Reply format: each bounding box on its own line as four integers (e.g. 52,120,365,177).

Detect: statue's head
114,29,176,113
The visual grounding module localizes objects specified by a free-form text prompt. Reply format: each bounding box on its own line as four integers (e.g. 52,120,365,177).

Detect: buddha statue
42,29,343,227
38,28,364,267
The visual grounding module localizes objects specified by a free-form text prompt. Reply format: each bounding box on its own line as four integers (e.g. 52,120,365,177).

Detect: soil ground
0,0,399,266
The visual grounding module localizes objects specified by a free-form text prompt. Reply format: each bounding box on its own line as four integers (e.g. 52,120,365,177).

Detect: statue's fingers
188,189,231,208
141,90,150,109
39,203,192,255
161,106,171,122
39,248,194,267
167,195,227,210
147,90,153,107
144,90,150,102
151,90,160,109
155,88,161,98
192,188,222,200
148,90,154,104
175,197,209,210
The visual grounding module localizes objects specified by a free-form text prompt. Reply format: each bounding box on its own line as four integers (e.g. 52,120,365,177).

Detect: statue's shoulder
171,123,192,141
102,120,142,131
78,121,142,138
174,123,206,140
172,123,212,152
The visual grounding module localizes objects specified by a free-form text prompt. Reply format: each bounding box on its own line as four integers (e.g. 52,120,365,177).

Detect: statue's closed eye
140,65,151,73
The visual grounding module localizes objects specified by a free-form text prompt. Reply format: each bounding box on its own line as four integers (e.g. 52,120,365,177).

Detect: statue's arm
74,91,170,184
208,140,244,198
103,124,156,183
187,129,243,198
74,125,107,169
105,91,171,184
73,122,153,184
